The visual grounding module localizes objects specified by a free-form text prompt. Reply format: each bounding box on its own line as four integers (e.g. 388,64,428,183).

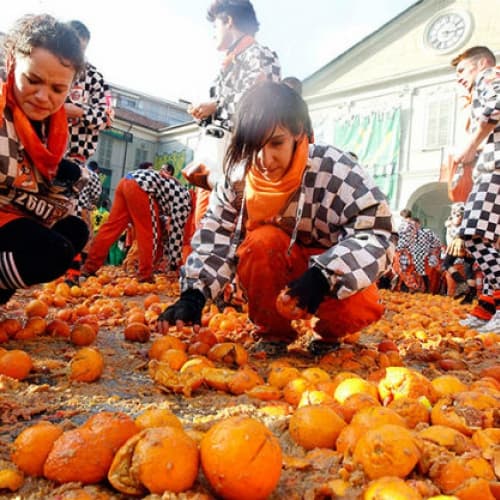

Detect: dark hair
137,161,153,170
207,0,259,36
162,163,175,175
451,46,496,67
68,20,90,41
282,76,303,96
400,208,412,218
87,160,99,171
3,14,84,75
225,81,312,176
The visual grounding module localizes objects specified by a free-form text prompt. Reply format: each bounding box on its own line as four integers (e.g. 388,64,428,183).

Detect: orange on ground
70,323,97,346
46,319,71,338
148,335,186,359
24,299,49,318
363,476,423,500
124,322,151,343
333,377,379,404
11,421,63,476
132,426,199,494
353,424,420,480
200,416,282,500
0,349,33,380
135,408,183,430
289,404,346,450
69,347,104,382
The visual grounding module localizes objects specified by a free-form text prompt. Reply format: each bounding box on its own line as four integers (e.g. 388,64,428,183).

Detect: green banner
333,108,401,206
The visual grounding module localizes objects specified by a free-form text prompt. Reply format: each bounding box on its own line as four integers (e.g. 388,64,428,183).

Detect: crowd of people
0,0,499,347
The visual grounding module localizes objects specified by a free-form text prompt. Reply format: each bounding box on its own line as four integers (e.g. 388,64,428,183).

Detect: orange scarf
245,136,308,229
222,35,255,71
0,72,68,181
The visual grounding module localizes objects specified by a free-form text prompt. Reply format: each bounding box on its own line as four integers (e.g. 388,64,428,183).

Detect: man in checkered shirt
65,20,113,165
188,0,281,226
159,82,395,355
83,163,191,282
451,46,500,332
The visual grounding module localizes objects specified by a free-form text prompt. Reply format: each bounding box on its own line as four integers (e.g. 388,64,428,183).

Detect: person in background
412,217,442,293
82,162,191,282
0,14,88,304
282,76,303,96
188,0,281,226
451,46,500,332
65,20,113,165
159,82,394,355
392,208,420,292
442,202,478,302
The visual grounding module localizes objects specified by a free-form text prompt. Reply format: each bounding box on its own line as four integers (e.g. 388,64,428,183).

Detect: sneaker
307,339,341,356
476,310,500,333
459,314,488,329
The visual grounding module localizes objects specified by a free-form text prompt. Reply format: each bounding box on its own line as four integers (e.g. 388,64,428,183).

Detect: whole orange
200,416,282,500
132,426,199,494
0,349,33,380
289,404,346,450
11,421,63,476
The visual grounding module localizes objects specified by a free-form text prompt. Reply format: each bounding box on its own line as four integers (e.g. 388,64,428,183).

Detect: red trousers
236,225,384,341
84,179,160,281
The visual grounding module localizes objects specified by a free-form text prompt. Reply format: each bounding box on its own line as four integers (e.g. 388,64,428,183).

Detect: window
423,96,453,149
134,147,148,167
97,134,112,167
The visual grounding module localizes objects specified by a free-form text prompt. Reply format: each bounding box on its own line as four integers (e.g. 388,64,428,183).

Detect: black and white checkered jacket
66,62,112,161
127,169,191,268
76,168,102,216
210,41,281,131
471,66,500,176
0,108,79,227
182,145,395,301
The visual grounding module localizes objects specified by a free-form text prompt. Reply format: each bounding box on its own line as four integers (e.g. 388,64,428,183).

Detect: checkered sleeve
80,64,112,131
476,67,500,125
165,180,192,270
75,170,101,216
308,150,395,299
181,180,241,299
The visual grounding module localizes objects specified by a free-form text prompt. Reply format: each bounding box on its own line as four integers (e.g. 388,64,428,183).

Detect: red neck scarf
221,35,255,71
0,72,68,181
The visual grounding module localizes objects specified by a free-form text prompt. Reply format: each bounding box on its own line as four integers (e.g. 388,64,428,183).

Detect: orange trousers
84,178,160,281
236,225,384,341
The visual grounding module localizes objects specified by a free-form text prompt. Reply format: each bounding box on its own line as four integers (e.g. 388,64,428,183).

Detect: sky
0,0,417,104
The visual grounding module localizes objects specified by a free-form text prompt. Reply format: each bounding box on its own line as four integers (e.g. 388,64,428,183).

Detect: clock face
425,11,471,53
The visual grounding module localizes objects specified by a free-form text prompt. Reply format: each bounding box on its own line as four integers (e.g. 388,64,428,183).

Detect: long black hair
225,81,312,177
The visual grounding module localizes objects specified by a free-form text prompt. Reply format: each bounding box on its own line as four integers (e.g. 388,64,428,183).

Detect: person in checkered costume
0,14,89,304
83,162,191,282
451,46,500,333
159,82,395,355
188,0,281,227
64,21,112,164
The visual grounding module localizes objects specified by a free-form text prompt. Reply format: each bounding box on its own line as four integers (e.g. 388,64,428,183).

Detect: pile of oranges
0,266,498,498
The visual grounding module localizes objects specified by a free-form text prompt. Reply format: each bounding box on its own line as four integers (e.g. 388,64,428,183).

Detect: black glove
54,159,82,195
287,267,330,315
158,289,206,325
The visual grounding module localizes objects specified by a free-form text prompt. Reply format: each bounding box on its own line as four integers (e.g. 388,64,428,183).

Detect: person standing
0,14,88,304
451,46,500,332
187,0,281,225
65,20,113,165
82,162,191,282
159,82,394,355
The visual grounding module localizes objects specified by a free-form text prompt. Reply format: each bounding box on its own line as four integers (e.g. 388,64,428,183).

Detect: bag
182,125,231,190
442,154,473,202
